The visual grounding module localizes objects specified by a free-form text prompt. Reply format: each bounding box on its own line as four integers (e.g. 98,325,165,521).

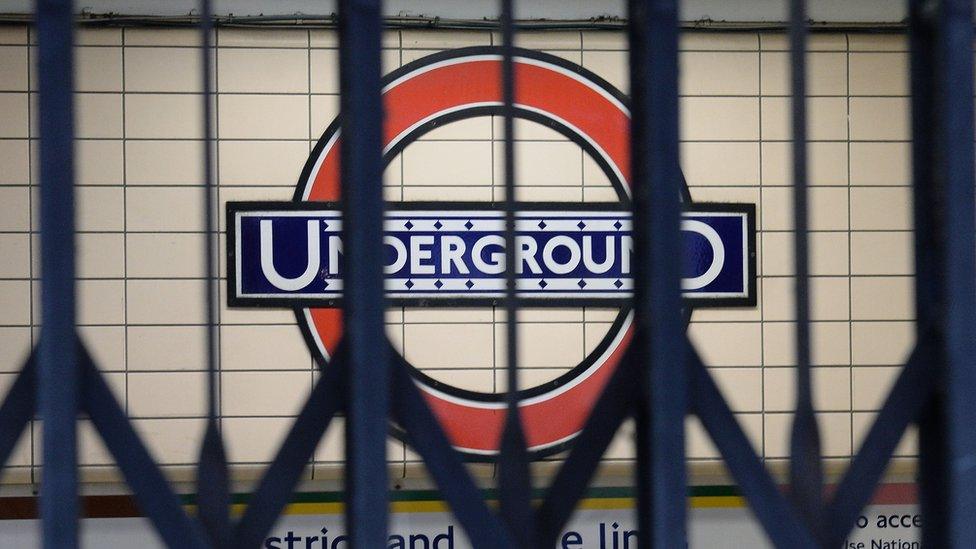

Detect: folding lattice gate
1,0,974,547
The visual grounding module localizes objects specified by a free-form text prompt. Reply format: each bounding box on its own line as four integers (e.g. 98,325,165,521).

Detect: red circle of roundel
296,47,635,457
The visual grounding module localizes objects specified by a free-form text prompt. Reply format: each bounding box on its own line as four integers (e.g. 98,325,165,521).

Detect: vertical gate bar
338,0,389,546
497,0,534,546
627,0,686,546
907,0,939,329
938,0,976,546
36,0,79,546
196,0,231,544
787,0,824,538
907,0,948,545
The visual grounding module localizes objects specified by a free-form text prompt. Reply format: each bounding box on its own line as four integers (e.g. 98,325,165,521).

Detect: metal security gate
1,0,974,547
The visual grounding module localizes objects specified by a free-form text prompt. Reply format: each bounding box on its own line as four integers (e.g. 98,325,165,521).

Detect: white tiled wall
0,25,918,484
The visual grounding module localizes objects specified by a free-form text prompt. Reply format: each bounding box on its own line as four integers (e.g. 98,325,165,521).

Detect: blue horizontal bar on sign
226,202,756,308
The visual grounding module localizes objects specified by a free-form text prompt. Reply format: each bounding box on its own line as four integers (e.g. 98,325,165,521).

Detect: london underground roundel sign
226,47,756,458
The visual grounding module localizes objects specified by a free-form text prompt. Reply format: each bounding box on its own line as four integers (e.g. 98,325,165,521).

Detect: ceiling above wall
0,0,908,24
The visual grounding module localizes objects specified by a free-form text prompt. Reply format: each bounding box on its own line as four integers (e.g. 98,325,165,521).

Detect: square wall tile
222,371,310,416
219,141,309,185
223,416,296,463
581,51,627,91
124,47,203,92
76,186,125,231
218,95,308,139
850,187,912,230
128,326,207,371
761,142,848,186
35,421,114,466
764,367,851,411
710,368,762,412
77,233,125,278
314,418,405,463
761,187,848,230
765,412,851,458
77,140,124,185
0,327,32,371
125,94,204,139
851,276,914,320
0,26,28,45
493,322,585,369
849,53,908,96
853,413,916,457
851,321,915,366
0,234,30,278
0,281,31,325
680,52,759,96
850,142,911,186
402,142,492,186
760,52,847,96
309,50,339,94
0,93,29,137
682,97,759,141
688,322,762,366
851,232,913,275
850,97,910,140
126,140,205,185
762,232,849,276
220,325,311,371
127,279,207,325
0,187,29,230
133,419,207,464
80,325,125,371
126,233,206,278
0,46,28,90
77,280,125,325
762,276,850,321
126,187,205,231
218,49,308,93
681,142,759,186
763,321,851,367
75,47,123,92
492,141,581,187
309,94,339,137
687,415,763,460
0,140,29,184
761,97,847,140
74,93,123,138
852,367,900,411
403,323,493,369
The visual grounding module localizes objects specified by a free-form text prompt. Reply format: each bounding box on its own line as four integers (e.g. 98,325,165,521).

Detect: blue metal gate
1,0,974,547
